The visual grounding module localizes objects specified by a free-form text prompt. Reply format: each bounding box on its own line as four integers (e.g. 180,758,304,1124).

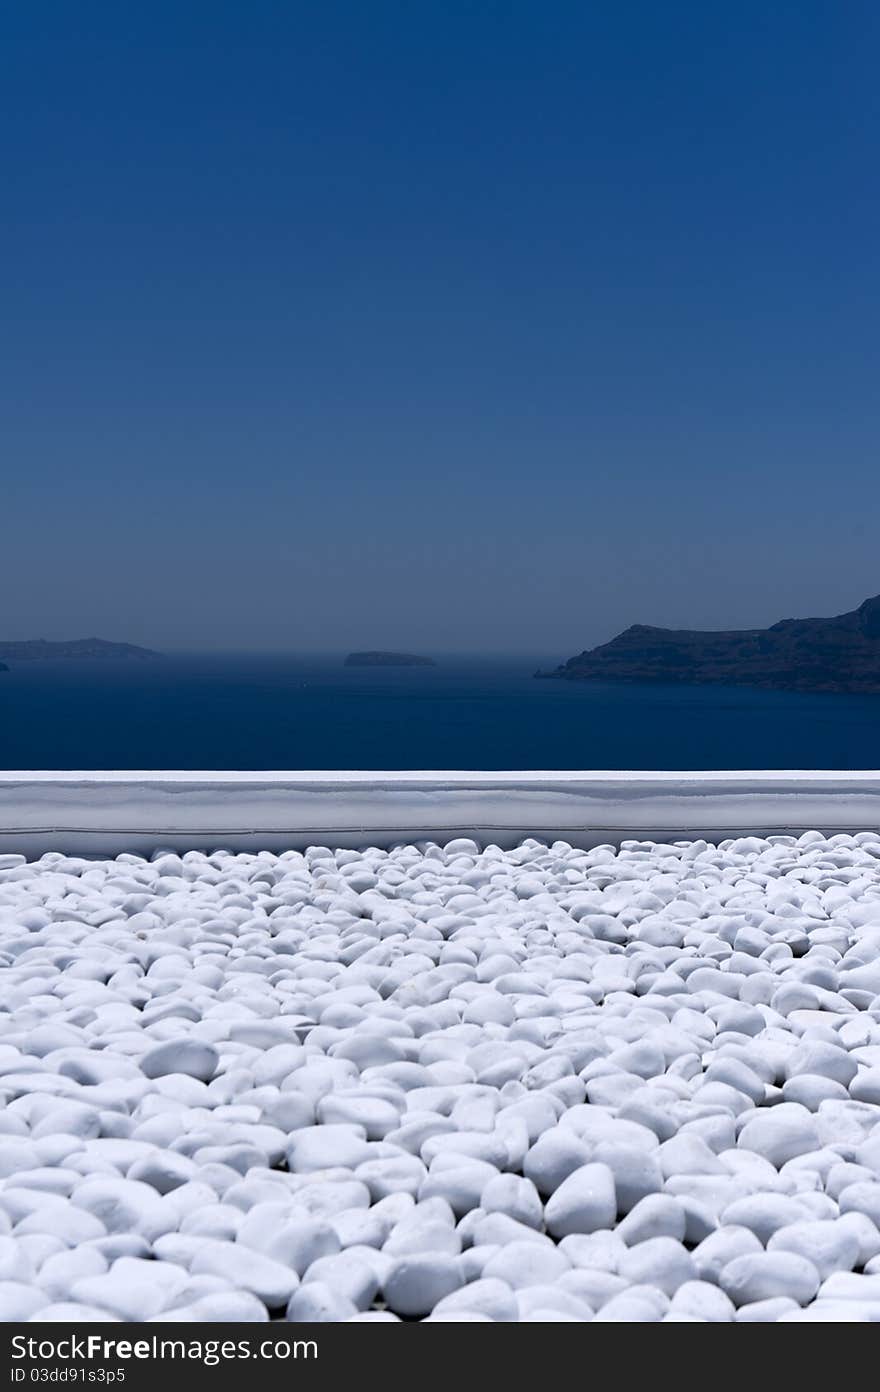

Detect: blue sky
2,2,878,655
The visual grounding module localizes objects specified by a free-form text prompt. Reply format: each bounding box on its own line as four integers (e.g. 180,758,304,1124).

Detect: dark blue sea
1,655,879,769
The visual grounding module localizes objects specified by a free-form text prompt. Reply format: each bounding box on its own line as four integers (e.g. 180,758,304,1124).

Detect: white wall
1,771,880,857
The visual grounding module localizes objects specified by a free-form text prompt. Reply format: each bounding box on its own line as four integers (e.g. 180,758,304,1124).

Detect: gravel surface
3,831,880,1322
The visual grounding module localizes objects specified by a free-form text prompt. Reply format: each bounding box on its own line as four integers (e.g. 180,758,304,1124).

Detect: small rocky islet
344,652,436,667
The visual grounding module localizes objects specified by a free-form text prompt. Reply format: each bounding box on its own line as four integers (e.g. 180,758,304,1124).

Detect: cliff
539,595,880,694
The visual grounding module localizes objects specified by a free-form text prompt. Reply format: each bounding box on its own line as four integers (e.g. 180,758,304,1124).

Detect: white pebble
190,1240,299,1308
140,1041,219,1082
482,1241,570,1290
720,1252,821,1306
383,1255,464,1316
618,1237,697,1296
544,1164,617,1237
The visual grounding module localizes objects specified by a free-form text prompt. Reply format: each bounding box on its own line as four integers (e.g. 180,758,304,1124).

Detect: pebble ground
3,832,880,1322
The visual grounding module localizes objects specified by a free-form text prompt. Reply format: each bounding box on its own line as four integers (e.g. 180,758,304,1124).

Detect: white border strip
1,771,879,856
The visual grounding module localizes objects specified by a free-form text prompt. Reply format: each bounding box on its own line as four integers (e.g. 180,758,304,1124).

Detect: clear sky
3,1,879,656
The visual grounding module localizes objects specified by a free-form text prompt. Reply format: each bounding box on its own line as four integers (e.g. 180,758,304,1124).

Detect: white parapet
1,770,879,856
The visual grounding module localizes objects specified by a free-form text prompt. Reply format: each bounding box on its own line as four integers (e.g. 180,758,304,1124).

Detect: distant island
538,594,880,694
0,638,158,661
344,651,436,667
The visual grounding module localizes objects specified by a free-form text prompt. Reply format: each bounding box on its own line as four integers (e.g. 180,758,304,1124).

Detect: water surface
1,655,878,769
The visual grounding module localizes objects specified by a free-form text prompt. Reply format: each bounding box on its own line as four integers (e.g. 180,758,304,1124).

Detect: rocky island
0,638,158,661
539,594,880,694
344,651,436,667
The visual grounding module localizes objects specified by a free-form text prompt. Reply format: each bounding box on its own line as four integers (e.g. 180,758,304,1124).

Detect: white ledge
1,771,879,856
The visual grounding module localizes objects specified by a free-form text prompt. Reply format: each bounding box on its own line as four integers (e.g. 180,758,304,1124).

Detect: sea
1,654,879,770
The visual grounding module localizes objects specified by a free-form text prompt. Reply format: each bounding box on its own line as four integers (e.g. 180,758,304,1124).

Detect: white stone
0,1282,48,1320
692,1227,764,1284
140,1041,219,1082
286,1281,358,1322
591,1142,661,1213
317,1095,401,1139
8,833,880,1319
559,1268,626,1308
383,1255,464,1316
357,1156,427,1201
32,1302,122,1322
558,1230,625,1272
37,1248,109,1299
384,1220,460,1257
431,1278,517,1322
785,1041,857,1088
737,1106,820,1168
71,1177,172,1243
722,1195,811,1244
71,1259,189,1321
127,1152,199,1194
480,1174,544,1229
302,1252,377,1310
419,1161,498,1215
544,1164,616,1237
720,1252,821,1306
850,1069,880,1104
669,1280,735,1321
237,1206,337,1264
767,1220,861,1280
817,1271,880,1301
618,1237,697,1296
522,1129,591,1196
836,1211,880,1266
0,1238,34,1284
482,1241,570,1290
517,1285,593,1320
778,1302,873,1322
735,1297,801,1322
616,1195,687,1246
287,1125,371,1174
839,1182,880,1228
190,1240,300,1308
424,1311,494,1322
593,1293,664,1322
154,1292,269,1321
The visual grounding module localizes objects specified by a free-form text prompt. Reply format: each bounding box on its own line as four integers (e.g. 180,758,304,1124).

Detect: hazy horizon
4,582,880,661
3,3,879,655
